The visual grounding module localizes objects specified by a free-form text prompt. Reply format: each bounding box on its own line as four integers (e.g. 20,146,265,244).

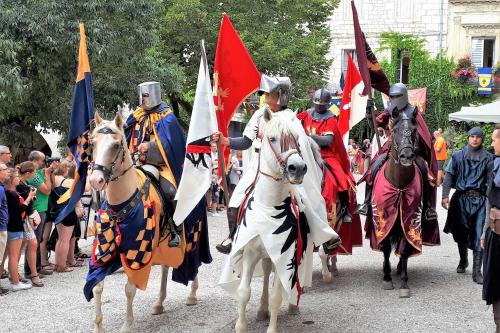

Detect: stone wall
447,0,500,64
328,0,448,90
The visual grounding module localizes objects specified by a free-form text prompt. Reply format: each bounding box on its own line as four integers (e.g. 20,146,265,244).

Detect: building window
396,50,410,84
341,49,358,79
471,37,496,68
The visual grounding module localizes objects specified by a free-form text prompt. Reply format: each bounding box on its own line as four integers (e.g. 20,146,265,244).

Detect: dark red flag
351,0,390,96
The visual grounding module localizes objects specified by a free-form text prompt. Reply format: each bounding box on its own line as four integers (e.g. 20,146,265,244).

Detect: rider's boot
457,243,469,273
337,191,352,223
168,217,182,248
216,207,238,254
323,235,342,252
355,184,372,216
472,250,483,284
415,158,438,224
355,153,387,216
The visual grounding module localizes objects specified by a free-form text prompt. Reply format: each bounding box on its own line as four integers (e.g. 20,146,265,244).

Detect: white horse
220,109,336,333
88,112,199,333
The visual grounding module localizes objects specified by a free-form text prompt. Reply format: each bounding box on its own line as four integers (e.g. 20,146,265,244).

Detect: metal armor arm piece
145,141,166,166
229,136,253,151
310,134,333,148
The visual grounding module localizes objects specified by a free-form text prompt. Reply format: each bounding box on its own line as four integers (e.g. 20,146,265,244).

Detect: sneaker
11,282,32,292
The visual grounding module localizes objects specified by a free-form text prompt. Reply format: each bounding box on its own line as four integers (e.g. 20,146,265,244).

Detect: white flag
173,41,218,225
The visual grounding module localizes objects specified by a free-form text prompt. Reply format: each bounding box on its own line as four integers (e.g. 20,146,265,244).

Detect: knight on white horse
215,76,340,333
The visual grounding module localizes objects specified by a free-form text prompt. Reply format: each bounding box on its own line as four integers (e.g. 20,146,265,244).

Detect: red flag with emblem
213,13,261,169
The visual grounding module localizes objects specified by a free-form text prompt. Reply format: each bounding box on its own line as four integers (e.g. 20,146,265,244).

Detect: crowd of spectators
0,146,88,295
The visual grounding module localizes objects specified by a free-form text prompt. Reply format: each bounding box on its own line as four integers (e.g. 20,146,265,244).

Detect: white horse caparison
89,112,199,333
232,109,308,333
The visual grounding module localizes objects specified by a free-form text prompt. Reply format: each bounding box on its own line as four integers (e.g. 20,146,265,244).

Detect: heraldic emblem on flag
56,23,95,223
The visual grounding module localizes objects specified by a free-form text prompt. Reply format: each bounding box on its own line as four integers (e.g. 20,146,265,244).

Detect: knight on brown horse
363,83,440,298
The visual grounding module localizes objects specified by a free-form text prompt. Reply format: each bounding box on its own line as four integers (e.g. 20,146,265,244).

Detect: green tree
0,0,185,148
159,0,339,112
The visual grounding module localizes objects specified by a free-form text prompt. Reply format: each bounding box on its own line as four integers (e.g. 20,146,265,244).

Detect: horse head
260,108,307,184
89,111,130,190
390,107,418,167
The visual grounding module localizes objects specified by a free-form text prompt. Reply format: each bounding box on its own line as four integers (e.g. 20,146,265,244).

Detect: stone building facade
447,0,500,68
328,0,448,90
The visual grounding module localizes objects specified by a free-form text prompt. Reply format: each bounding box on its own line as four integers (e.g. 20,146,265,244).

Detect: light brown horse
88,112,199,333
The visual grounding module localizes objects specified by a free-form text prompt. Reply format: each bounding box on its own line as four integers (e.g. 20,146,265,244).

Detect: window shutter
471,38,484,67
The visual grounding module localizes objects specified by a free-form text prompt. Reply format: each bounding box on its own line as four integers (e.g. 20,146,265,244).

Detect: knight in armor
214,75,341,254
442,127,494,284
482,124,500,332
357,83,438,227
297,88,353,224
124,82,186,247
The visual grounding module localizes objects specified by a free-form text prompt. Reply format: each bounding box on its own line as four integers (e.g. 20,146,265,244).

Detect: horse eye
112,142,120,150
269,137,277,143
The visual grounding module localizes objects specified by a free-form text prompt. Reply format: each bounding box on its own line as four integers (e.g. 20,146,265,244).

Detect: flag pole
368,95,382,150
200,40,230,207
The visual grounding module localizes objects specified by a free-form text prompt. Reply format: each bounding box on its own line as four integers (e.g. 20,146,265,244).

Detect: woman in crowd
228,150,243,194
50,161,83,272
8,163,42,289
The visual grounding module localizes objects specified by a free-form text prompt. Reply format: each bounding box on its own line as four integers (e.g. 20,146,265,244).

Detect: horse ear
263,107,273,122
95,112,103,125
114,112,124,129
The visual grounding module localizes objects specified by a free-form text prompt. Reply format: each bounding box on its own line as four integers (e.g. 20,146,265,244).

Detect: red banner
408,88,427,113
214,13,260,136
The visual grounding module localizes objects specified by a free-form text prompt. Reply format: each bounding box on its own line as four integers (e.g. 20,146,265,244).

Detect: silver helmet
388,83,408,113
138,81,162,111
312,88,332,105
259,75,292,108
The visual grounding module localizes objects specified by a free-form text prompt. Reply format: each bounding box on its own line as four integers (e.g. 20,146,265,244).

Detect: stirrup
355,203,369,216
216,238,232,254
168,233,181,248
338,206,352,223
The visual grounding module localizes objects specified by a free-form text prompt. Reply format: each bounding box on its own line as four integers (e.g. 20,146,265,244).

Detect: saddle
138,165,181,247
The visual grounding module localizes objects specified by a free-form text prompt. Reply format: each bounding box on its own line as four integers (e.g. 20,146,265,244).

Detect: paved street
1,183,494,333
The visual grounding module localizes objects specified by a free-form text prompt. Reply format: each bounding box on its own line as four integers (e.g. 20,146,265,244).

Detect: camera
45,156,61,168
29,185,37,201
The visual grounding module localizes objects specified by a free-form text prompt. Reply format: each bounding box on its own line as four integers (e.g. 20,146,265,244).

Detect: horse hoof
256,309,270,321
288,304,300,315
235,322,247,333
322,272,333,284
382,280,394,290
399,288,410,298
151,305,164,315
186,296,198,306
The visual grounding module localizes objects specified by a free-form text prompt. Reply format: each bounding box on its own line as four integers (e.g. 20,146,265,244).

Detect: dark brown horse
369,106,423,298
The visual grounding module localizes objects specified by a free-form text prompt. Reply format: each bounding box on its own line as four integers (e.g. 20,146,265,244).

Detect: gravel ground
0,183,494,333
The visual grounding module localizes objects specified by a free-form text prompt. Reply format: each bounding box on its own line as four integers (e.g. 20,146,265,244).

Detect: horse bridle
390,118,417,164
91,127,134,183
259,133,302,182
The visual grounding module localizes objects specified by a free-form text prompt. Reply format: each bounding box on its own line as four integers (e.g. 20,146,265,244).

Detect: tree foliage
0,0,185,147
158,0,339,106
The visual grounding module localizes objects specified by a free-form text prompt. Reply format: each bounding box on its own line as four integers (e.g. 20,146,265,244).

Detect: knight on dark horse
361,83,440,297
358,83,439,231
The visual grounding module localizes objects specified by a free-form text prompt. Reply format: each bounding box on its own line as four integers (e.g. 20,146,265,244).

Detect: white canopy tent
448,100,500,123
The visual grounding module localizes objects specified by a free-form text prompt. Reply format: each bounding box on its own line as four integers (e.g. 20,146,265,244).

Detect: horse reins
258,133,302,182
92,127,135,184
